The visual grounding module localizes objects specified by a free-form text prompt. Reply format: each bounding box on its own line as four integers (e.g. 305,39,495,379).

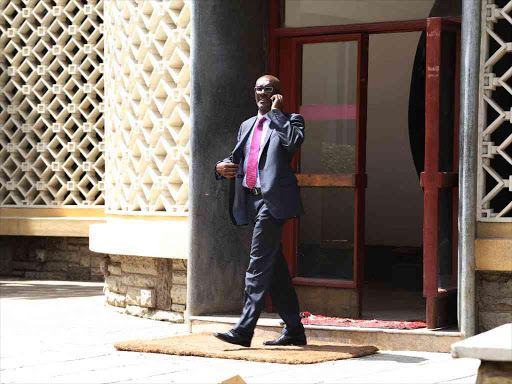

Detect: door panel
298,187,355,281
279,34,368,317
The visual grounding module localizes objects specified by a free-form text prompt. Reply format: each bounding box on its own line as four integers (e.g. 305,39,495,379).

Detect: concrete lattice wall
0,0,105,207
478,0,512,221
104,0,190,215
104,255,187,321
0,236,105,281
1,0,191,229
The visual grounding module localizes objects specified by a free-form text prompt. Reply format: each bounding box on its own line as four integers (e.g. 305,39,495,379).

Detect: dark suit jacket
217,109,305,225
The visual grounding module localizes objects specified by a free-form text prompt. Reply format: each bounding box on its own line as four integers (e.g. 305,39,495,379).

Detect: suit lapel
261,118,277,153
232,116,257,164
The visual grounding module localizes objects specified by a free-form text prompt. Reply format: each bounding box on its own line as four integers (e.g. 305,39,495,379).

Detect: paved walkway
0,278,480,384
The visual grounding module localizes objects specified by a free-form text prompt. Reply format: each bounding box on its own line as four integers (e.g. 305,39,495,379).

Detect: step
190,314,463,353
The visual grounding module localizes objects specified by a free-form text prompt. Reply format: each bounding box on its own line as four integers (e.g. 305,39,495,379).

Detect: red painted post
354,34,369,318
452,27,461,288
278,38,299,278
424,18,442,328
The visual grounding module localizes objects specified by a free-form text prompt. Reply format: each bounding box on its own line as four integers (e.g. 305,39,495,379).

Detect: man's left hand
271,94,283,110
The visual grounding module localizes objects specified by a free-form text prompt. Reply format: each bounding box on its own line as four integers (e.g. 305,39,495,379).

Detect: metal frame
459,0,482,338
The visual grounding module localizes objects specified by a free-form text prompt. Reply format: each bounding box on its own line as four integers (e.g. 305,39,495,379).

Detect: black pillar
188,0,269,315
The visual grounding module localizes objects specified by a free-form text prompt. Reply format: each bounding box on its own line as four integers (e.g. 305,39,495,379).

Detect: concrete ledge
190,315,463,352
90,219,189,259
475,239,512,271
477,223,512,239
451,323,512,361
0,217,105,237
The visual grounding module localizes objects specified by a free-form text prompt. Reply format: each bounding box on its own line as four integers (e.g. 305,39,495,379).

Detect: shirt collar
257,112,269,121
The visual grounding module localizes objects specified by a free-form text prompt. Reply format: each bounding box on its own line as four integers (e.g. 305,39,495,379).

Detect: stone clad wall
104,255,186,323
0,236,105,281
477,271,512,332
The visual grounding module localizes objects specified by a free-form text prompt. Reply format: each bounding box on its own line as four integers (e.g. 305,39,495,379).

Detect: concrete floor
0,278,480,384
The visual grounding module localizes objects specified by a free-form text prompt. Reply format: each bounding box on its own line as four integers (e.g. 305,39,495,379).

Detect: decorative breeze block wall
104,0,191,215
479,0,512,221
0,0,105,207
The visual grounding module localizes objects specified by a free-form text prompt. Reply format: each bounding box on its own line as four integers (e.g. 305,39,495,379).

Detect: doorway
276,18,460,328
362,31,425,322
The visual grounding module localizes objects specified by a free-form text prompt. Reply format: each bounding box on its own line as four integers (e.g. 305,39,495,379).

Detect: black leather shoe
214,330,251,347
263,334,307,346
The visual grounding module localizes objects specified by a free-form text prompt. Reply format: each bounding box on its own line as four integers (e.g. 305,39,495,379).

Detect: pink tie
246,116,266,189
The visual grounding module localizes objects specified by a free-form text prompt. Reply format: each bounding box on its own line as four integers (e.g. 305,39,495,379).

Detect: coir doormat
300,313,427,330
114,332,378,365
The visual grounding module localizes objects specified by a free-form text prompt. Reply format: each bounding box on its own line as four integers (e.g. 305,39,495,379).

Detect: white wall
286,0,435,27
365,32,424,246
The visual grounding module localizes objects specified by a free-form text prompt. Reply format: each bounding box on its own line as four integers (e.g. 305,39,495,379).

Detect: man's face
254,77,279,114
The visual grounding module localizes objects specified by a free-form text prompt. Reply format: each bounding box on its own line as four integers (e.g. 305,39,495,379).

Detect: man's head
255,75,281,114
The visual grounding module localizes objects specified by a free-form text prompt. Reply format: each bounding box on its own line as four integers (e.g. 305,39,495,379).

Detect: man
214,75,306,348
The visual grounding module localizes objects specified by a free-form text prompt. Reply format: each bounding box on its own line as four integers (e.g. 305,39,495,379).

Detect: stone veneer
104,255,187,323
0,236,105,282
477,271,512,332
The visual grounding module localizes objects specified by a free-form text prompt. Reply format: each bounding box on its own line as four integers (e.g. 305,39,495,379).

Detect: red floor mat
300,312,427,330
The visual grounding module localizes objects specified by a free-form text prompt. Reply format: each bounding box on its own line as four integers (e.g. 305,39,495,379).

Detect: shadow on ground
0,278,104,300
364,352,429,364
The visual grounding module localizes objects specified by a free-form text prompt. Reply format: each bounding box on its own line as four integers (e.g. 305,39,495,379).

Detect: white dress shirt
242,112,270,188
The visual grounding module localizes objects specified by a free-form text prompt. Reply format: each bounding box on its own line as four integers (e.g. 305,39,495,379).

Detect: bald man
214,75,307,347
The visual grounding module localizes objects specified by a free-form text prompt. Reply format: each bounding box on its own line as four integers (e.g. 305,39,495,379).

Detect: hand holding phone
271,94,283,110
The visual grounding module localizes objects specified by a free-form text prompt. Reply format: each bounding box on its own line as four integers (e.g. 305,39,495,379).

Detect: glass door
279,34,368,317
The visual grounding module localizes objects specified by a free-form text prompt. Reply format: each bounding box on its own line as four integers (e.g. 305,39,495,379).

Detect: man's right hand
216,162,240,178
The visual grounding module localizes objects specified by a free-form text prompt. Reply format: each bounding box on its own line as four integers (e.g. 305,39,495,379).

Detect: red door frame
421,18,461,328
268,0,461,326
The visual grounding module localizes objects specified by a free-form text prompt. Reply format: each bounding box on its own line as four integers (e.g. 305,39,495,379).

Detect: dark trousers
232,194,304,338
